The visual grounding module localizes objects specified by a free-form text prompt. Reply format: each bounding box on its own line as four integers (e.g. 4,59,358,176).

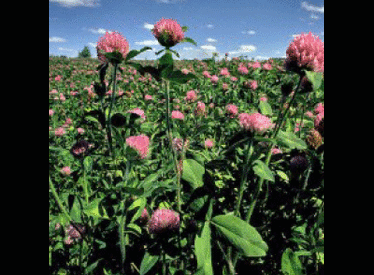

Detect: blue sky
49,0,324,60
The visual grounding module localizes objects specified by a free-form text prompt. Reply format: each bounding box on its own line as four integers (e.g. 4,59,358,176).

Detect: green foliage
49,39,324,274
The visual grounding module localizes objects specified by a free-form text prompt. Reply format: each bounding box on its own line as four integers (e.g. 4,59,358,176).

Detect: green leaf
211,214,268,257
180,37,197,46
70,197,82,223
305,71,323,91
125,47,153,62
83,198,109,220
83,156,93,173
155,49,165,56
140,253,159,275
259,101,273,116
281,248,304,275
276,131,307,150
128,63,161,82
253,160,275,183
182,159,205,189
104,51,124,64
195,222,213,275
182,26,189,32
165,70,197,84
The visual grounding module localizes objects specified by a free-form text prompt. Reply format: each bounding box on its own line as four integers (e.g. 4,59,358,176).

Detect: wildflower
252,61,261,69
126,135,150,159
70,140,91,158
148,209,180,235
260,97,268,102
250,80,258,90
128,108,146,120
202,71,211,78
185,90,198,102
60,166,71,176
195,101,206,117
262,63,273,71
205,139,214,149
172,138,189,153
77,128,85,135
153,18,185,48
222,83,229,91
238,113,274,134
210,75,219,84
307,129,323,149
145,95,153,101
285,32,324,73
139,208,150,225
238,65,249,75
226,104,238,118
54,127,66,137
64,224,85,245
97,31,130,64
171,110,185,120
220,68,230,77
271,147,283,155
314,103,324,115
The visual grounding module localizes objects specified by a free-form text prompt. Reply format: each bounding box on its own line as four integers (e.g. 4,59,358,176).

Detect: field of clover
49,19,324,275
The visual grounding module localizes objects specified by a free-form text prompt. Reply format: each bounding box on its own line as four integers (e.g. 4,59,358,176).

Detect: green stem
234,139,254,217
81,159,89,204
162,245,167,275
49,176,72,222
119,199,128,273
106,62,119,156
165,80,172,142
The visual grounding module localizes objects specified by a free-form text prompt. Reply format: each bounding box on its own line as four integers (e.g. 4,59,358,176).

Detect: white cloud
49,0,100,8
58,47,78,53
154,0,185,3
206,38,217,43
206,24,214,29
242,30,256,35
88,28,111,35
310,13,320,20
143,23,154,30
301,1,324,13
135,40,160,46
183,47,194,51
200,45,217,51
88,42,97,48
229,44,257,55
255,55,270,60
49,37,67,43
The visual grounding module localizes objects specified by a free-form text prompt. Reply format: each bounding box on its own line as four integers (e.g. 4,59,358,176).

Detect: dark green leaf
211,214,268,257
253,160,275,183
259,101,273,116
125,47,153,62
163,70,197,84
180,37,197,46
281,248,304,275
276,131,307,150
195,222,213,275
140,253,159,275
182,159,205,189
305,71,323,91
